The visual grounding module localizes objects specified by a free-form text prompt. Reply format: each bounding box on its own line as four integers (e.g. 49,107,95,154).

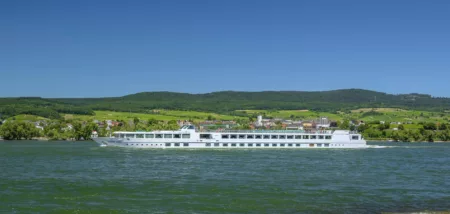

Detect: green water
1,141,449,213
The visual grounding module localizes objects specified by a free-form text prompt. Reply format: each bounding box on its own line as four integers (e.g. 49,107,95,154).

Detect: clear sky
1,0,449,98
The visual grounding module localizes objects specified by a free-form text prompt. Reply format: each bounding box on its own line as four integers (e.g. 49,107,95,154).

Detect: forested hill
1,89,450,119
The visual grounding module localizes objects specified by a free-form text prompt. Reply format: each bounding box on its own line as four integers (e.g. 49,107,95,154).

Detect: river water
0,141,449,213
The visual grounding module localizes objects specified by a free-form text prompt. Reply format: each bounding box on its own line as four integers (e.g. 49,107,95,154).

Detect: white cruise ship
93,125,367,149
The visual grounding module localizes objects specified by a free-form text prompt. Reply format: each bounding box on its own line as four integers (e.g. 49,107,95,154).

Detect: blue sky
1,0,449,97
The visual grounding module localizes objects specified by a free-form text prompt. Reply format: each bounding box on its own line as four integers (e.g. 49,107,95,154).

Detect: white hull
93,126,367,149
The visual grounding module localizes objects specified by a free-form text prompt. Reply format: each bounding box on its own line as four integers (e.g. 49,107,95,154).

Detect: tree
439,123,448,130
398,124,405,130
339,120,350,129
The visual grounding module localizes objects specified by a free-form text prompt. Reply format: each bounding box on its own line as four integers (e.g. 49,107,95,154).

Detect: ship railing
210,130,333,134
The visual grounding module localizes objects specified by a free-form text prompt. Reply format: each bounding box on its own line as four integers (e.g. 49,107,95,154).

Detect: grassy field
8,108,450,124
63,110,246,122
6,114,50,122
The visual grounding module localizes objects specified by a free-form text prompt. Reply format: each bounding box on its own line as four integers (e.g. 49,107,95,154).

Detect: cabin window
200,134,212,139
119,134,124,138
222,135,229,139
311,135,317,139
126,134,135,138
325,135,332,140
182,134,190,139
324,144,330,147
264,143,269,147
255,135,262,139
295,135,301,139
318,135,324,140
271,135,278,139
174,134,181,138
263,135,270,139
287,135,293,139
231,135,237,139
256,143,261,147
317,144,322,147
239,143,245,147
231,143,236,147
309,144,314,147
223,143,228,147
183,143,189,147
114,134,119,138
288,143,293,147
164,134,172,138
272,143,277,147
303,135,309,139
296,144,300,147
280,143,285,147
214,143,220,147
136,134,144,138
206,143,211,147
247,135,254,139
279,135,286,139
352,135,359,140
165,143,171,147
248,143,253,147
156,134,163,138
239,135,246,139
175,143,180,147
145,134,154,138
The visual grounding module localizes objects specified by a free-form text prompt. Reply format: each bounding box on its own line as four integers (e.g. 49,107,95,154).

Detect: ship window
214,143,220,147
311,135,317,139
325,135,332,140
119,134,124,138
309,144,314,147
165,143,171,147
164,134,172,138
231,135,237,139
174,134,181,138
239,135,246,139
352,135,359,140
206,143,211,147
264,143,269,147
183,143,189,147
272,143,277,147
141,144,143,146
324,144,330,147
222,135,229,139
271,135,278,139
287,135,293,139
248,143,253,147
319,135,324,139
263,135,270,139
175,143,180,147
136,134,144,138
279,135,286,139
303,135,309,139
231,143,236,147
247,135,254,139
114,134,119,138
255,135,262,139
156,134,163,138
239,143,245,147
256,143,261,147
317,144,322,147
182,134,190,139
295,135,301,139
296,144,300,147
288,143,293,147
200,134,212,139
223,143,228,147
280,143,285,147
126,134,135,138
145,134,154,138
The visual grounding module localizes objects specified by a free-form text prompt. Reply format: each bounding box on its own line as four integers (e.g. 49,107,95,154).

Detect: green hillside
2,89,450,120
